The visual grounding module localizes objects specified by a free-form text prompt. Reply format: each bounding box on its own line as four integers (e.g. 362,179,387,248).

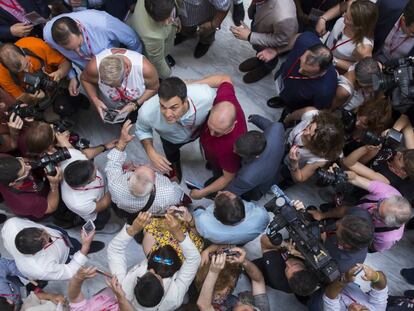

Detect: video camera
372,56,414,110
31,147,71,176
52,120,90,150
23,71,57,94
264,185,340,283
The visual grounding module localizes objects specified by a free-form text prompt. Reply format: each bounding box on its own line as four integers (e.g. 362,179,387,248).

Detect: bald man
191,75,247,200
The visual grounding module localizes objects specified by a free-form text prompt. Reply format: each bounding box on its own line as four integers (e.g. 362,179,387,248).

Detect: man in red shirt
190,75,247,200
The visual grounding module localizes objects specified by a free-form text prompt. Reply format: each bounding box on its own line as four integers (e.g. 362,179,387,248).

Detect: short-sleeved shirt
275,32,337,111
60,149,105,221
0,37,65,99
70,288,119,311
199,82,247,174
355,181,404,252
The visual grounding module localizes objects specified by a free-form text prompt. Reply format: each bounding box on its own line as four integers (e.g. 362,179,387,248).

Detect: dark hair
0,155,21,185
134,272,164,307
404,0,414,26
25,122,55,155
235,131,266,157
356,98,393,134
355,57,380,86
0,297,14,311
158,77,187,101
306,43,333,72
147,245,182,278
288,269,319,296
348,0,378,43
51,16,81,46
15,227,44,255
337,215,374,250
144,0,175,22
214,193,245,225
63,160,95,187
307,110,345,161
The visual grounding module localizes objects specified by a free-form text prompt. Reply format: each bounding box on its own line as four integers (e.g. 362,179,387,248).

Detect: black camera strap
141,186,156,213
357,198,399,233
9,47,46,87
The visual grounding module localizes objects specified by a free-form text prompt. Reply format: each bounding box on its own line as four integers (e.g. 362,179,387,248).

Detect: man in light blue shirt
193,190,270,244
136,76,216,182
43,10,142,96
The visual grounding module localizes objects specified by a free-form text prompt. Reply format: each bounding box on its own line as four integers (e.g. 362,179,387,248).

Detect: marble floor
1,1,414,310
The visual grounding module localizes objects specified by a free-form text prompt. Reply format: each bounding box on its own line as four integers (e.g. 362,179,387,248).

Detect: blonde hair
99,55,125,87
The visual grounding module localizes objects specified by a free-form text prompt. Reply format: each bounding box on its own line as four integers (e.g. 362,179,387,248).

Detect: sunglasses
152,255,174,266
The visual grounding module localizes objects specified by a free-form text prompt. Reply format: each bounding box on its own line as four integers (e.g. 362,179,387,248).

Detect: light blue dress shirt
194,201,270,245
43,10,142,78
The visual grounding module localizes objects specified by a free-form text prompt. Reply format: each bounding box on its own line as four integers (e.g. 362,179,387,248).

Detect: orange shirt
0,37,66,99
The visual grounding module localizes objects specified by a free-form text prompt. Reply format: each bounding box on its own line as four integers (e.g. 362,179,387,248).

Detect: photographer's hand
93,99,108,120
165,213,185,242
55,131,72,148
7,113,23,134
209,254,226,273
291,200,305,211
10,23,33,37
227,247,246,264
46,167,63,186
68,77,80,96
31,89,45,102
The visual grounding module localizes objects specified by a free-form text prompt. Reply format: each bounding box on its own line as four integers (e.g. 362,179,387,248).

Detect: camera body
265,185,340,283
31,147,71,176
316,167,348,187
360,128,403,150
53,120,90,150
8,102,43,120
23,71,57,94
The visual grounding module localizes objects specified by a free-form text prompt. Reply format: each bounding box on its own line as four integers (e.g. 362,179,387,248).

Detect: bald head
0,43,25,73
207,101,237,137
128,166,155,197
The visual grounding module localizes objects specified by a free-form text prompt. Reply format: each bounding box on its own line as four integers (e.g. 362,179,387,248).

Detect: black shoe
170,161,183,183
401,268,414,285
89,241,105,254
404,290,414,298
53,218,77,229
267,96,286,109
232,2,245,26
194,42,211,58
239,57,261,72
174,33,188,46
166,54,176,67
243,65,271,84
0,214,7,224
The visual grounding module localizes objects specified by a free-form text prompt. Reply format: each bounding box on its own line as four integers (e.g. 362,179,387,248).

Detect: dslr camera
53,120,90,150
8,102,43,120
31,147,71,176
372,56,414,110
265,185,340,283
23,71,57,94
360,128,403,150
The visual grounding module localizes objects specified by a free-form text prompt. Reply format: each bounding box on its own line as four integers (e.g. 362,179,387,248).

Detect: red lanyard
72,175,105,191
284,57,314,80
342,292,358,304
76,21,93,60
179,99,197,129
115,72,132,102
330,32,353,51
0,0,24,13
388,18,411,56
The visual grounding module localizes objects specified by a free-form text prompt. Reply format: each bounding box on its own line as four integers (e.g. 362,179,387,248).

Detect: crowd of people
0,0,414,310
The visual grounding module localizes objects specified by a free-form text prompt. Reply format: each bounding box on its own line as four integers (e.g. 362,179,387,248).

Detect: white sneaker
96,223,122,235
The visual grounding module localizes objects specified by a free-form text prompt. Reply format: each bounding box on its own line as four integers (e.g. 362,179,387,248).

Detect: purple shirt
357,181,404,252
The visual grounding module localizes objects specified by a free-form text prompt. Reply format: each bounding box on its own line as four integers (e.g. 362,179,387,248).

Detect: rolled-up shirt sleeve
136,113,154,141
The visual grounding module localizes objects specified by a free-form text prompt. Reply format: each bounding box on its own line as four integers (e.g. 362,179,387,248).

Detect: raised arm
189,74,232,88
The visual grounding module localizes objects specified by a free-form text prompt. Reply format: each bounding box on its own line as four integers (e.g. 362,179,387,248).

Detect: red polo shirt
200,82,247,174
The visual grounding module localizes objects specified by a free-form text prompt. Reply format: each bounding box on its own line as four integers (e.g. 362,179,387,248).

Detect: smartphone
103,109,129,124
209,248,240,258
25,11,47,25
96,268,112,278
185,180,203,190
82,220,95,235
151,212,167,218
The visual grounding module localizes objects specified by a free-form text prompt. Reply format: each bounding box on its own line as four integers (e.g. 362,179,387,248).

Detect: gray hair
128,172,154,197
382,195,412,227
99,55,125,87
355,57,380,86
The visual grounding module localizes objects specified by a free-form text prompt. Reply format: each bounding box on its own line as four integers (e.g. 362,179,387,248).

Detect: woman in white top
283,108,345,182
325,0,378,72
81,48,159,122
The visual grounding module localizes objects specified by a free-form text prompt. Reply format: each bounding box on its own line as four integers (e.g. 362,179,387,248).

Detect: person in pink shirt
68,266,135,311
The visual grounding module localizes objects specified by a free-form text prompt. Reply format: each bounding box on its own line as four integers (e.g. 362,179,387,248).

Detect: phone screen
82,220,95,235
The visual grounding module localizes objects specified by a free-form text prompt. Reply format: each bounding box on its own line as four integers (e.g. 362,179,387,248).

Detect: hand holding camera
46,166,62,185
209,253,227,274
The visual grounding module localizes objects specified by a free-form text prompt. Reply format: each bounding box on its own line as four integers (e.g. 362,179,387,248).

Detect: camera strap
141,186,156,213
9,47,46,87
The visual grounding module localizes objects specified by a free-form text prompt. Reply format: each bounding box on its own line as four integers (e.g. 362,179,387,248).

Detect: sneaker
89,241,106,254
243,65,272,84
232,2,245,26
166,54,176,67
174,33,188,46
404,290,414,298
401,268,414,285
239,57,261,72
194,42,211,58
96,223,122,235
267,96,286,109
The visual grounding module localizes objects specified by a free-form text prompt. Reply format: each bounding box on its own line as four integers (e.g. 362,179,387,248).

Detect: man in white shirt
108,212,201,310
319,264,388,311
61,149,112,230
1,217,103,281
106,121,185,219
136,76,216,182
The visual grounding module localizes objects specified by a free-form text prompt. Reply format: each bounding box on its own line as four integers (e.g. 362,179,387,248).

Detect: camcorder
23,71,57,94
31,147,71,176
264,185,340,283
53,120,90,150
372,56,414,111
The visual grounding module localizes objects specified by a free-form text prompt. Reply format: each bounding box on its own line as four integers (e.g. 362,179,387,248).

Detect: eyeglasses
152,255,174,266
